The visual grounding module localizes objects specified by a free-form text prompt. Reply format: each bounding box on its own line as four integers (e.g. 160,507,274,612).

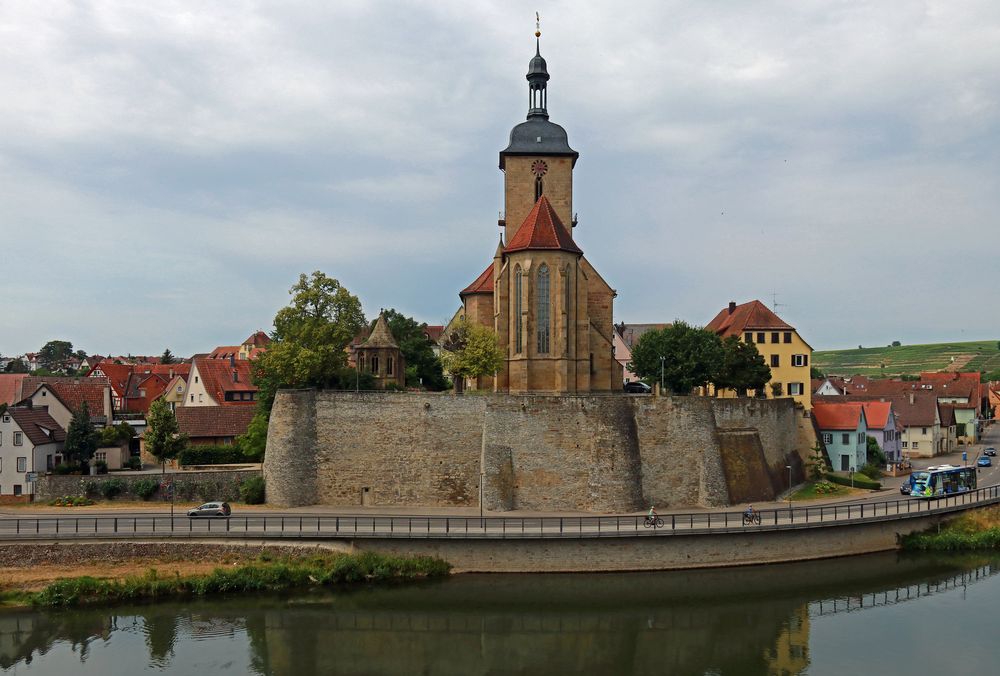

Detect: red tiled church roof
504,195,582,255
461,264,494,296
705,300,793,338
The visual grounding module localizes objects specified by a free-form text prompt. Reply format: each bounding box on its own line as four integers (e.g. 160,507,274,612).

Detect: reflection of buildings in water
764,605,810,676
0,612,113,669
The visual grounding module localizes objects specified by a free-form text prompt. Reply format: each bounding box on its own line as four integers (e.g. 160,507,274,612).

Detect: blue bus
908,465,977,499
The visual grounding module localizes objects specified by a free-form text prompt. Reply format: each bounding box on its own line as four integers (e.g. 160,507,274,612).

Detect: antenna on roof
771,291,786,313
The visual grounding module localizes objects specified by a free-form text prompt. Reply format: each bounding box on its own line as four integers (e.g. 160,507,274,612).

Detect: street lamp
659,356,666,395
786,464,792,511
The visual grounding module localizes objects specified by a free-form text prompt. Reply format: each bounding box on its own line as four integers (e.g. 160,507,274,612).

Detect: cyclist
648,505,657,519
744,504,755,519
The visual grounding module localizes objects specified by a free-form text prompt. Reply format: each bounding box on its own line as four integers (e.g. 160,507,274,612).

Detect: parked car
976,456,992,467
899,481,911,495
187,501,231,518
624,381,652,394
985,447,997,457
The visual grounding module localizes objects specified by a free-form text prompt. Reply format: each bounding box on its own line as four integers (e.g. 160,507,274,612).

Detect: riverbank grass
902,506,1000,551
10,551,450,608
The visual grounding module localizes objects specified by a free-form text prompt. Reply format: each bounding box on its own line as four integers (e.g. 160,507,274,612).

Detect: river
1,551,996,675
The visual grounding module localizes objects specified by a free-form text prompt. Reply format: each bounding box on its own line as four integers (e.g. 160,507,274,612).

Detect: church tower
457,29,622,394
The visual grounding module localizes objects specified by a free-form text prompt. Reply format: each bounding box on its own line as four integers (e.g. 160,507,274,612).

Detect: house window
788,382,803,396
13,432,23,446
537,264,550,354
756,332,765,343
1,414,9,423
822,433,832,444
842,433,850,445
912,442,919,450
198,394,203,403
190,395,194,402
902,441,908,448
745,332,753,344
371,356,379,374
13,485,22,496
387,357,394,376
784,332,792,343
922,427,928,435
858,433,864,443
771,355,780,367
95,451,106,462
792,354,808,367
514,266,523,353
17,457,27,472
771,332,779,343
195,376,199,383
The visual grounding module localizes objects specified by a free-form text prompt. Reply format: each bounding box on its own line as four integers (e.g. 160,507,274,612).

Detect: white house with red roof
184,356,257,407
0,406,65,499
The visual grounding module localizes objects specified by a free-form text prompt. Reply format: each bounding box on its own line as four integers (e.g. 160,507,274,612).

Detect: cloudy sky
1,1,997,357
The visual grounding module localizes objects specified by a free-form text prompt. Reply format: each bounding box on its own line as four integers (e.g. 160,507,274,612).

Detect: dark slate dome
500,118,578,169
528,52,549,80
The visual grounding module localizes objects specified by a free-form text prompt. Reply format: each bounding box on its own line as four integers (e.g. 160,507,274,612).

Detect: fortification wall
264,392,804,511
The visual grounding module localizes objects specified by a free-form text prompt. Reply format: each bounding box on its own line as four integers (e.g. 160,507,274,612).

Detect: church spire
526,14,550,120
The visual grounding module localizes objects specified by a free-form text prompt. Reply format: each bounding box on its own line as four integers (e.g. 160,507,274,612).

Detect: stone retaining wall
265,391,810,511
33,469,261,503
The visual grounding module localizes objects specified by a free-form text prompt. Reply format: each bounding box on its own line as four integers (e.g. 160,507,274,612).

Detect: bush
53,463,75,475
93,460,108,475
825,472,882,490
178,445,248,466
99,478,125,500
125,457,142,471
132,478,158,501
239,476,265,504
859,463,883,480
50,495,95,507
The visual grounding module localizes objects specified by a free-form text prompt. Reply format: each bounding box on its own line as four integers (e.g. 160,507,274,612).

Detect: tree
810,366,825,380
243,272,367,459
38,340,74,373
866,436,886,466
891,340,901,347
380,308,449,390
99,422,136,447
441,320,504,384
713,335,770,396
64,403,99,467
145,399,187,472
160,348,176,365
4,359,27,373
627,321,724,395
807,443,828,481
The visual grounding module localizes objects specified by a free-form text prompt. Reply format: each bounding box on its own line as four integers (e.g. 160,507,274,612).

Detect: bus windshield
912,472,930,487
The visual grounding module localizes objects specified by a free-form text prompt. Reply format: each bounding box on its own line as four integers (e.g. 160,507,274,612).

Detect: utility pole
660,356,665,395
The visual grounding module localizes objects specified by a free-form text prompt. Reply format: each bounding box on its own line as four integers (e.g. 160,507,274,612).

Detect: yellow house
704,300,813,409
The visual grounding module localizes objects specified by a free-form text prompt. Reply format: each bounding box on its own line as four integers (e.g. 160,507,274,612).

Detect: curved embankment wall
264,391,813,511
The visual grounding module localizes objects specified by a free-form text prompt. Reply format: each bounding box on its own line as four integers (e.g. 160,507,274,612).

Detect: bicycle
742,510,761,526
643,515,664,529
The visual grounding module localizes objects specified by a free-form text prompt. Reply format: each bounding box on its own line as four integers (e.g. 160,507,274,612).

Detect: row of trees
627,321,771,395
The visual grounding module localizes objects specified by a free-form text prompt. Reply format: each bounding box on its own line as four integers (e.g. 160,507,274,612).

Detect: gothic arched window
514,265,523,354
537,264,550,354
387,357,394,376
535,177,543,202
371,355,379,374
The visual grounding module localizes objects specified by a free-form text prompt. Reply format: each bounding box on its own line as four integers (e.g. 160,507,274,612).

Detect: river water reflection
1,551,997,675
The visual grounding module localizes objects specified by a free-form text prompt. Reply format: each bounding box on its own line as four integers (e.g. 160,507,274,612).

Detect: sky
1,1,998,357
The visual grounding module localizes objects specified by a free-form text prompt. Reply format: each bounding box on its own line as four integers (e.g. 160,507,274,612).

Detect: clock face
531,160,548,177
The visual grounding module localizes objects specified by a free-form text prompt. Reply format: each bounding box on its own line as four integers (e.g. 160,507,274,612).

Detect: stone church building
457,40,622,393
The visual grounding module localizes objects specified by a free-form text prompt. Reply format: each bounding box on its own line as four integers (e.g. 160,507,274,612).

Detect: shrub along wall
825,473,882,490
34,470,263,503
178,445,251,466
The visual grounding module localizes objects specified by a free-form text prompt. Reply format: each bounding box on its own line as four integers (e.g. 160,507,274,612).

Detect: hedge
825,473,882,490
178,445,250,466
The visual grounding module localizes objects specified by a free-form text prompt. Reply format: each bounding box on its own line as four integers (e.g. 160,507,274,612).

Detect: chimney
233,369,239,383
169,368,174,379
909,392,915,405
728,301,736,315
229,354,235,367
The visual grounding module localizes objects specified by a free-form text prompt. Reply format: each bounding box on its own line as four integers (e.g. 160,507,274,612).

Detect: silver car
187,501,232,518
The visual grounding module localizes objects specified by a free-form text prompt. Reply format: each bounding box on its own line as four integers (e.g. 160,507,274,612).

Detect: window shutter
804,354,809,366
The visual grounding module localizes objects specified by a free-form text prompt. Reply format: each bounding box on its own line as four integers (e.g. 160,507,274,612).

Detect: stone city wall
33,469,261,503
264,391,806,511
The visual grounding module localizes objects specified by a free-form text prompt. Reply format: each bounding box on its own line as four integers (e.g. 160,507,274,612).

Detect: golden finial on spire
535,12,541,38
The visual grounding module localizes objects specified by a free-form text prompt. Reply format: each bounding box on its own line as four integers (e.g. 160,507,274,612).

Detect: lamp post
659,356,666,395
786,464,792,511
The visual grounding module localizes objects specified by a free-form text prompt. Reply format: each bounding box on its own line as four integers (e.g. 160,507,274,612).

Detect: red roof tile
705,300,793,338
858,401,893,429
0,374,27,406
243,331,271,348
19,377,111,419
423,325,445,343
192,357,257,405
7,407,65,446
812,402,866,430
461,264,494,296
175,406,255,439
504,195,582,255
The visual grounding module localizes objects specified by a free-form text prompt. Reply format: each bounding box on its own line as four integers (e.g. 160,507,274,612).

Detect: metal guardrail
1,485,998,542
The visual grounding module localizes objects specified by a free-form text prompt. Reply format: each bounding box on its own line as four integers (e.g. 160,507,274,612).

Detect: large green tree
4,359,28,373
441,320,504,385
160,348,176,365
242,271,368,458
628,321,724,394
380,309,449,390
38,340,74,373
145,399,187,472
714,335,771,397
64,402,99,467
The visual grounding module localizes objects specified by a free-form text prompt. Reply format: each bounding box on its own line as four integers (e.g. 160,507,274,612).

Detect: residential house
184,356,257,406
857,401,902,463
704,300,813,408
14,377,114,429
239,331,271,361
820,391,945,458
812,401,868,472
175,407,256,446
159,373,189,412
0,406,65,499
613,323,671,385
